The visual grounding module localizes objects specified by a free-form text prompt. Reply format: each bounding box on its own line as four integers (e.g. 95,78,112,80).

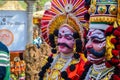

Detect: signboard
0,10,27,51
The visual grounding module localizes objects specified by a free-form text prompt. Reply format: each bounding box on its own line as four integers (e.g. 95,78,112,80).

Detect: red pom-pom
116,45,120,50
113,75,120,80
113,30,120,37
85,0,91,9
111,38,117,44
49,53,53,57
117,27,120,31
111,58,119,64
112,50,119,56
105,26,114,33
85,6,90,9
105,62,112,68
117,63,120,69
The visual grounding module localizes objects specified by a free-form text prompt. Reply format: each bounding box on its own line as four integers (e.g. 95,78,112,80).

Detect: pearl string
93,63,106,72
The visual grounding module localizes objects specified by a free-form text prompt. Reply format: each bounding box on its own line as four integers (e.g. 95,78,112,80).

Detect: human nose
61,36,66,42
85,39,93,49
58,36,66,43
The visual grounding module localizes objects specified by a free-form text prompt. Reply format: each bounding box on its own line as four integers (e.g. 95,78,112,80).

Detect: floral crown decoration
88,0,120,30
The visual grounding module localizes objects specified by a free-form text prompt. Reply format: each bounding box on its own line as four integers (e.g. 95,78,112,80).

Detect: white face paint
86,29,106,64
87,29,105,40
57,25,75,54
87,53,105,64
59,26,74,37
86,29,106,49
98,41,106,48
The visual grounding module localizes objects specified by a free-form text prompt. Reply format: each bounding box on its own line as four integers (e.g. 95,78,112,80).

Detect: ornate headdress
89,0,120,29
41,0,89,54
87,0,120,78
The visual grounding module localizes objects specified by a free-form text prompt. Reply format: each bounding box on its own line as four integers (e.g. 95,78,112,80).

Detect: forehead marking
62,30,64,33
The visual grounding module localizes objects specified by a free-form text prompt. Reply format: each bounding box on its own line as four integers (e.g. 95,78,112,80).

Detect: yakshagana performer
80,0,120,80
38,0,89,80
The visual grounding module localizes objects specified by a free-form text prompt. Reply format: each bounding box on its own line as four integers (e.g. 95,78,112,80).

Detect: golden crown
89,0,120,24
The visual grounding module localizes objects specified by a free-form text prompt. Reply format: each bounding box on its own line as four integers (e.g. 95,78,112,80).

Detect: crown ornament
89,0,120,24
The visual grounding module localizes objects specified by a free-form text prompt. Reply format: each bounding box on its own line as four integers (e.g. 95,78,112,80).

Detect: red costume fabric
67,58,85,80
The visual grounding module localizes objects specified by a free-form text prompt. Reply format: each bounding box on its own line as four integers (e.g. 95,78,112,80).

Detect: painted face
85,29,106,64
57,25,75,54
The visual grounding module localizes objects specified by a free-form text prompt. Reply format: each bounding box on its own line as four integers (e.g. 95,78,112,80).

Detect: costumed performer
80,0,120,80
39,0,89,80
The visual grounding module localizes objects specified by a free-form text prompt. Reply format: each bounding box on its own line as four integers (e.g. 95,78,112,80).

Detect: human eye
92,38,103,43
64,34,73,40
58,34,62,38
86,38,89,43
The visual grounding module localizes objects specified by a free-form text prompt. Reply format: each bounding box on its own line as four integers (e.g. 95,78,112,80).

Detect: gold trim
49,14,81,37
90,17,117,23
48,13,85,47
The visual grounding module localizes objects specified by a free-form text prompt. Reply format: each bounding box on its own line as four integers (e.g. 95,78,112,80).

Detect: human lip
87,55,95,61
87,56,100,64
87,54,105,62
87,55,99,63
59,45,65,48
87,53,97,59
87,49,96,57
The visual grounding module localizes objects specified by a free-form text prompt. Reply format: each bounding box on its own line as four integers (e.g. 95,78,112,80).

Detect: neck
60,52,73,59
93,62,107,72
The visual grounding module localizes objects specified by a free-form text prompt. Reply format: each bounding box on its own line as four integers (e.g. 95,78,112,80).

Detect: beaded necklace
85,63,115,80
46,53,72,80
39,52,80,80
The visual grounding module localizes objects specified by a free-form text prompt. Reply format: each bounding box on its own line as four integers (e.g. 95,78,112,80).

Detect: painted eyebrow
65,34,73,36
58,33,73,36
91,36,105,41
91,36,102,39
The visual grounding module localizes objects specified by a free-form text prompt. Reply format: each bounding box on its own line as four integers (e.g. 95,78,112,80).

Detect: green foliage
35,0,51,11
0,1,6,6
19,1,27,10
0,0,51,11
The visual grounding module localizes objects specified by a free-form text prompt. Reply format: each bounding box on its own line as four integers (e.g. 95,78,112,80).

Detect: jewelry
46,53,73,80
88,65,115,80
93,63,106,72
39,52,80,80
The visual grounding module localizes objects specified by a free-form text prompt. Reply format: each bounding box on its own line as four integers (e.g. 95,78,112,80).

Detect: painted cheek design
98,41,106,48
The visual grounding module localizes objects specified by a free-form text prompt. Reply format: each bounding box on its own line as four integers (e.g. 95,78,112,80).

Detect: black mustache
86,48,105,58
57,43,72,49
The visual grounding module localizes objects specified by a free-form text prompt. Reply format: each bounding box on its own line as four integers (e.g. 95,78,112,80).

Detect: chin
60,51,71,54
59,49,72,54
87,54,104,64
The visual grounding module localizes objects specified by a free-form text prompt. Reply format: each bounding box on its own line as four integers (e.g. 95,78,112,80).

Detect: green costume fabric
0,42,10,80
